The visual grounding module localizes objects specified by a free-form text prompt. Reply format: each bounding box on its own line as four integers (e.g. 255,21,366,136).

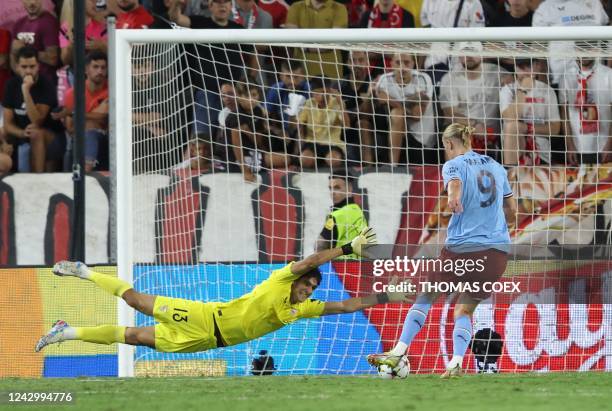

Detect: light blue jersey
442,151,512,251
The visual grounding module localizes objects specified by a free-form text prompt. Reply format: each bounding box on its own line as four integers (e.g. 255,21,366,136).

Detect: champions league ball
377,356,410,379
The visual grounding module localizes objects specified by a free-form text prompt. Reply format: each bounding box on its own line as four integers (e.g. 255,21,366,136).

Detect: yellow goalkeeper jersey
213,263,325,347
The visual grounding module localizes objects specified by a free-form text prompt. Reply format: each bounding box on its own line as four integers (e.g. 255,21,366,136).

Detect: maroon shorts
420,247,509,301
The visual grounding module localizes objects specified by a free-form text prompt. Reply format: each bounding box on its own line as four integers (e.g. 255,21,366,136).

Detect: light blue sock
390,294,432,356
452,314,473,358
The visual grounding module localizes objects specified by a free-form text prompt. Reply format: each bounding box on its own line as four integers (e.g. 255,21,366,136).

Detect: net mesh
1,267,118,378
125,36,612,376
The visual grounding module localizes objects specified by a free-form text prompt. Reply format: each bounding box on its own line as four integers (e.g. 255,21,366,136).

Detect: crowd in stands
0,0,611,176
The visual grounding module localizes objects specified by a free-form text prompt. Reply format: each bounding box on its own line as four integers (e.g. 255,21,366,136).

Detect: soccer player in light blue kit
368,123,517,378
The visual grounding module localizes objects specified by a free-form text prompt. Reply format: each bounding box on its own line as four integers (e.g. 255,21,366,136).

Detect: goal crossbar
114,26,612,44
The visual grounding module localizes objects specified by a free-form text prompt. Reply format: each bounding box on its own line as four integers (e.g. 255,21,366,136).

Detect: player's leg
122,289,156,316
441,249,508,378
53,261,156,316
124,326,155,348
35,321,155,351
441,293,479,379
367,291,439,367
53,260,131,295
388,107,405,166
390,292,437,356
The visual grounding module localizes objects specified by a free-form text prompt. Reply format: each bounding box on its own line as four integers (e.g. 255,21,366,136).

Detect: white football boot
440,363,463,379
366,353,402,368
35,320,70,352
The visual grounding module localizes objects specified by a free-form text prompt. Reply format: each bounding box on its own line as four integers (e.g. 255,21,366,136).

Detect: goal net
112,27,612,377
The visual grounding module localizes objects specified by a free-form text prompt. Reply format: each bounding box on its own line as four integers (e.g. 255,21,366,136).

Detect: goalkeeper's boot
367,353,402,368
53,261,89,279
35,320,69,352
440,363,463,379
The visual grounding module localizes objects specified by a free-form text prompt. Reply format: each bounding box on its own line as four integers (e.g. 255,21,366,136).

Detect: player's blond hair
442,123,473,149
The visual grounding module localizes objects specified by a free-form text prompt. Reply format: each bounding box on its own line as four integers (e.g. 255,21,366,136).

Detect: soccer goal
110,25,612,377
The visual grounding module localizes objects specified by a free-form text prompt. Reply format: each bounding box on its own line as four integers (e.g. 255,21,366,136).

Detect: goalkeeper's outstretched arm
322,278,413,315
291,227,377,276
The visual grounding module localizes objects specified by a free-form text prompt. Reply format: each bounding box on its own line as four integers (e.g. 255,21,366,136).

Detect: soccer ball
377,355,410,379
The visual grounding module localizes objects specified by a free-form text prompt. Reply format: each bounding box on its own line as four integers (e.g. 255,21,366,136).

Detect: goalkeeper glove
383,276,413,303
342,227,377,256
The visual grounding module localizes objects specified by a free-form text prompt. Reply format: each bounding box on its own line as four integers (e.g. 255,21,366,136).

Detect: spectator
439,41,510,159
396,0,424,27
479,0,504,26
215,82,238,163
481,0,539,26
1,0,55,32
0,133,13,172
258,0,289,28
343,0,368,27
116,0,155,28
360,0,415,28
185,0,211,16
10,0,59,84
499,58,561,166
131,56,190,173
374,52,436,165
169,0,242,31
265,59,310,132
219,82,238,128
58,0,108,105
228,81,292,181
325,145,346,170
560,52,612,165
104,0,126,16
494,0,542,73
62,51,109,172
169,0,253,137
297,77,349,169
60,0,107,67
151,0,188,28
533,0,608,85
420,0,485,83
315,169,367,257
420,0,485,38
231,0,274,28
492,0,534,26
3,46,59,172
226,0,273,91
132,57,164,174
0,29,11,107
174,134,226,172
605,0,612,19
357,0,412,70
0,29,13,172
340,50,377,164
285,0,348,79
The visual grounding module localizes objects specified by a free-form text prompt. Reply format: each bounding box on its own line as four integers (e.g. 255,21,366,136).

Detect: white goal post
111,26,612,378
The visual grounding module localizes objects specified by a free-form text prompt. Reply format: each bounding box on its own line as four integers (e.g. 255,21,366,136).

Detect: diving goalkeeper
36,228,408,353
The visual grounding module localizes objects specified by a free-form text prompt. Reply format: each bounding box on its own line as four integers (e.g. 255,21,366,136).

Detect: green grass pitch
2,372,611,411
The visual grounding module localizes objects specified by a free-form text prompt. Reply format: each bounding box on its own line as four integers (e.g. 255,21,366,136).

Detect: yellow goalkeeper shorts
153,296,219,353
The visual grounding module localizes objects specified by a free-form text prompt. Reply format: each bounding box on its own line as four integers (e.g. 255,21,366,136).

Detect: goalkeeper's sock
61,326,78,340
88,272,133,298
390,294,432,356
450,314,473,368
74,325,127,345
